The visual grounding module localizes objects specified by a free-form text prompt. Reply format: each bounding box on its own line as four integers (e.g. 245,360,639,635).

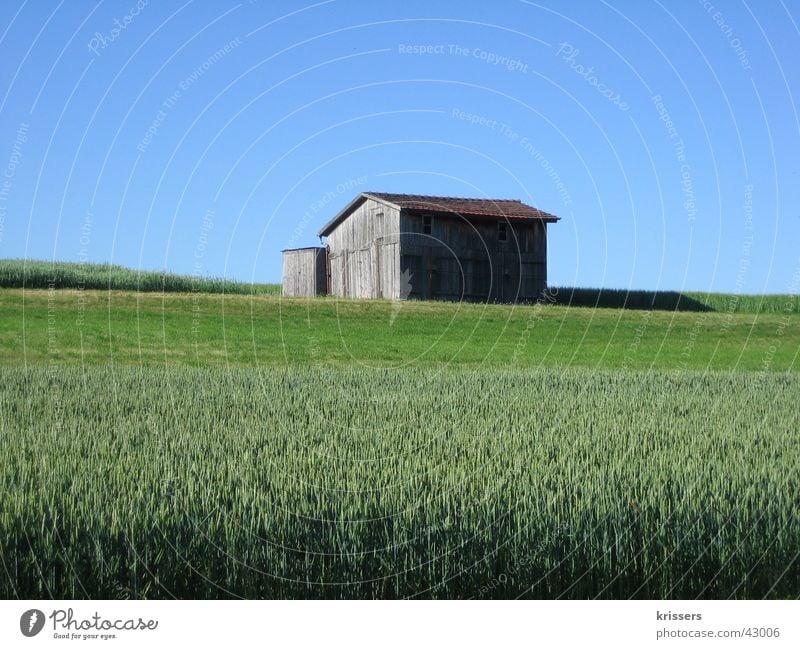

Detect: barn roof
318,192,559,237
281,246,326,252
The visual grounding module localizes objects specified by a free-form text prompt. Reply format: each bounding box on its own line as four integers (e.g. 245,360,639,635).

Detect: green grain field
0,260,798,599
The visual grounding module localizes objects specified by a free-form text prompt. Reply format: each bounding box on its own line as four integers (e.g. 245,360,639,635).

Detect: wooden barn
282,192,559,302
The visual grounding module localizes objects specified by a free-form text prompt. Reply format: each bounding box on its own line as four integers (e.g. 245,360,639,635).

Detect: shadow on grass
549,287,714,312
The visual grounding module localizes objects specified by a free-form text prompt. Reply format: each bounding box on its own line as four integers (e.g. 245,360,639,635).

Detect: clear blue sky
1,0,798,293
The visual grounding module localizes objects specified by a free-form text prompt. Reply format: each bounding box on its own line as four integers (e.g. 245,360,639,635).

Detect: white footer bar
2,600,797,648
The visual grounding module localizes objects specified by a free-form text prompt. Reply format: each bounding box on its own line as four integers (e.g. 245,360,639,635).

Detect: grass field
0,288,797,371
0,259,280,295
1,365,798,599
0,260,798,599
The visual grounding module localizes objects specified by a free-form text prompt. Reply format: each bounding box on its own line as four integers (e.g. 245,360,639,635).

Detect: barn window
423,213,433,235
498,221,508,242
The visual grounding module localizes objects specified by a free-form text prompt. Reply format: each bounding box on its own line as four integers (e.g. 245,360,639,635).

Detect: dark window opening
498,221,508,242
423,214,433,235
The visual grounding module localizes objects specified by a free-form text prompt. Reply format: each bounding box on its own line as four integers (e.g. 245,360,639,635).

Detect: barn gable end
324,196,401,299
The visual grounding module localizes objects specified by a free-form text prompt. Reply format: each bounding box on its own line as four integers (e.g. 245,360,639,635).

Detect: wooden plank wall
327,198,401,299
282,248,327,297
323,198,551,303
398,212,548,303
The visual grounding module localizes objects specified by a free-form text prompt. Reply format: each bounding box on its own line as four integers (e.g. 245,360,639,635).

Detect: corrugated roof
318,192,559,236
366,192,559,221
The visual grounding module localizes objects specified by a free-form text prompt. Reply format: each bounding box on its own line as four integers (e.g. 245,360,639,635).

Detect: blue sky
0,0,798,293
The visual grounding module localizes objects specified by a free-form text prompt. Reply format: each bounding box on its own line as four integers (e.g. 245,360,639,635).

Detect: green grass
1,365,797,599
0,288,797,371
0,258,280,295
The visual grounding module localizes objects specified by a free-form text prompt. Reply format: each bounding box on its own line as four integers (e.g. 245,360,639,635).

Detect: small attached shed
281,246,327,297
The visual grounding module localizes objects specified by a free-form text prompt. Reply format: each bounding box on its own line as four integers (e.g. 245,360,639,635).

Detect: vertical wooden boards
281,247,327,296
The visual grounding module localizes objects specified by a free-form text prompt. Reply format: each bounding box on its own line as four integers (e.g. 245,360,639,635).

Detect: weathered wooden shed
282,192,559,302
281,246,327,297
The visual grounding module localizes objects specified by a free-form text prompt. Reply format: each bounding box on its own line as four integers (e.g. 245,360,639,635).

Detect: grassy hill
0,287,797,371
0,259,797,372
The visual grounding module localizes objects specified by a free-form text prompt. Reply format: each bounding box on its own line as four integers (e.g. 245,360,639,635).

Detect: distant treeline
548,286,798,314
0,259,280,295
